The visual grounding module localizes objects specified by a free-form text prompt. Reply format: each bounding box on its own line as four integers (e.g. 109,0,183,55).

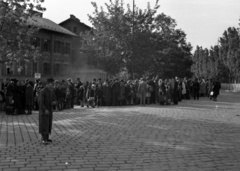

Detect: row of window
54,41,70,54
32,37,71,54
4,62,69,76
43,63,69,75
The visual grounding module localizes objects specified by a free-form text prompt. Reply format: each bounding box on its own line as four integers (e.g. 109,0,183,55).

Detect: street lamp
130,0,135,79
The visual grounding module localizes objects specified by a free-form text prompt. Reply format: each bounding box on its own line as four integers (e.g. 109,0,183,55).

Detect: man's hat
47,78,54,83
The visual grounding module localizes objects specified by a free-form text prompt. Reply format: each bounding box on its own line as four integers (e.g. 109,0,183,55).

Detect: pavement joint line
0,92,240,170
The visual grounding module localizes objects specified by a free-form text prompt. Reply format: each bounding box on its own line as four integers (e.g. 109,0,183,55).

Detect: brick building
1,12,76,80
59,14,106,81
0,13,106,82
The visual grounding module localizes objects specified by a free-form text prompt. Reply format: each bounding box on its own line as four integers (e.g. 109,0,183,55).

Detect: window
26,62,33,76
19,61,25,76
54,41,65,54
33,62,38,73
54,41,61,53
54,63,60,75
62,64,68,74
43,63,51,76
74,27,77,33
42,38,50,52
32,37,40,48
64,43,70,54
6,66,13,75
60,42,64,54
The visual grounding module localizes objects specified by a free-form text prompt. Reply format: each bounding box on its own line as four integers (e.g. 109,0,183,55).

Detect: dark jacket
213,81,221,96
25,84,34,106
38,87,54,134
103,83,111,103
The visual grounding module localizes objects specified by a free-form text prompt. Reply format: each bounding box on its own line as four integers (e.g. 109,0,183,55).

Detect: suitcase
159,94,165,105
5,106,14,115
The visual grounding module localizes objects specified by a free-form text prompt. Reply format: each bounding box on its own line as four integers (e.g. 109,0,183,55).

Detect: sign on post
34,73,41,79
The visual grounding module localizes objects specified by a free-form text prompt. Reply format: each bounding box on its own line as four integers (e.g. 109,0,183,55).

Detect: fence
221,83,240,91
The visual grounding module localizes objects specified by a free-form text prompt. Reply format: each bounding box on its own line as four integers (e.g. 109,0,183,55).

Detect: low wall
221,83,240,91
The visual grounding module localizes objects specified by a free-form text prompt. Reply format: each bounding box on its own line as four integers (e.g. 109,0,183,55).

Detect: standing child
86,84,96,108
78,85,85,107
66,87,72,109
96,85,103,107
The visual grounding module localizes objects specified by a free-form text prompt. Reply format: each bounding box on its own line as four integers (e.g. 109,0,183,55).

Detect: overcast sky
42,0,240,50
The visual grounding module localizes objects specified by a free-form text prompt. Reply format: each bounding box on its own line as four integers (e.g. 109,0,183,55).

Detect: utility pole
131,0,135,79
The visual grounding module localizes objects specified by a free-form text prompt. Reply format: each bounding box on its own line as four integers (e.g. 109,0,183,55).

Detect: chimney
70,14,76,19
32,10,43,18
70,14,80,22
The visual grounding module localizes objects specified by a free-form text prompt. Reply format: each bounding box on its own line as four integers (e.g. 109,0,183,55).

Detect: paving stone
1,91,240,171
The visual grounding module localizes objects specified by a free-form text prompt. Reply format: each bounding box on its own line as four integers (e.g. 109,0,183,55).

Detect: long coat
172,81,179,104
38,87,54,135
213,81,221,96
103,83,111,104
199,81,206,95
25,84,34,106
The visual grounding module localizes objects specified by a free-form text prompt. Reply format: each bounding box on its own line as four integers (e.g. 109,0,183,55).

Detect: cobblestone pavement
0,91,240,171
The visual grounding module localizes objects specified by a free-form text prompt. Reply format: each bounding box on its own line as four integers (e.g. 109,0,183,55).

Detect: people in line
0,76,221,115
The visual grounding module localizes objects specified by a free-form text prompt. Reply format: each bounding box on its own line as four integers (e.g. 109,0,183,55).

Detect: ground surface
0,91,240,171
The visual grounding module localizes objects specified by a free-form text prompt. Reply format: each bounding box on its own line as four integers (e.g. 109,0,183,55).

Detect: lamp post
130,0,135,79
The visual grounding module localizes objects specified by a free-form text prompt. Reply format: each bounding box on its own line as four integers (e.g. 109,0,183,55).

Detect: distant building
59,14,106,82
1,11,76,80
1,13,106,82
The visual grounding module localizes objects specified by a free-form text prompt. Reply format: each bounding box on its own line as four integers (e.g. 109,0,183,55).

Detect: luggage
159,93,171,105
159,94,166,105
5,105,14,115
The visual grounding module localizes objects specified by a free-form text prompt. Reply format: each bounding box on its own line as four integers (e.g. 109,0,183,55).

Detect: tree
81,0,128,76
219,27,240,83
82,0,192,78
0,0,45,69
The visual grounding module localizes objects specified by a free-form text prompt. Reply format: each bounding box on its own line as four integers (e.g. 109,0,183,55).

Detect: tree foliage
0,0,45,66
191,25,240,82
81,0,192,78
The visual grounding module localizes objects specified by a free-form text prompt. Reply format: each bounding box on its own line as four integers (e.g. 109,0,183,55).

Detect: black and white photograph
0,0,240,170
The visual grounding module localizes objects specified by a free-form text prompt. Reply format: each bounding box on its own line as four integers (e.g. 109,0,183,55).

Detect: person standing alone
38,78,55,145
192,78,200,100
138,78,147,106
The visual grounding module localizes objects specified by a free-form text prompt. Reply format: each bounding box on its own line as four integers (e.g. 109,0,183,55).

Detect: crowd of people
0,76,221,115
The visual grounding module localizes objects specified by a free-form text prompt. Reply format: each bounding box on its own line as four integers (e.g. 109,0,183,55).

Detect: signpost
34,73,41,79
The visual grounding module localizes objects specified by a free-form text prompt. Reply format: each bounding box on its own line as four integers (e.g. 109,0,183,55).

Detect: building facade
59,14,107,82
1,13,106,82
1,13,76,80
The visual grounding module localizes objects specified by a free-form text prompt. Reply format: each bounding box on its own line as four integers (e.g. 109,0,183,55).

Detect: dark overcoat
25,84,34,106
102,83,111,105
38,87,53,134
213,81,221,96
172,81,179,104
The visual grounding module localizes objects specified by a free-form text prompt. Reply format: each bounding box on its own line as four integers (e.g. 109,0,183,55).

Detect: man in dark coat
38,78,54,145
25,81,34,115
172,78,179,105
111,79,120,106
192,78,200,100
102,80,111,106
212,79,221,101
67,78,75,108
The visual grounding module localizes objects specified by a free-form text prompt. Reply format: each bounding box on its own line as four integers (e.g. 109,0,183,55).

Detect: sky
42,0,240,51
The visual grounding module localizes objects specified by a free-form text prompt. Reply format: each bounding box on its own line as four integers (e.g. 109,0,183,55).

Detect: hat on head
47,78,54,83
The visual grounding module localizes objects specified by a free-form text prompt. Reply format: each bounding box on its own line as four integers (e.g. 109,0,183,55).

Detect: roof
59,18,91,30
28,16,77,36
